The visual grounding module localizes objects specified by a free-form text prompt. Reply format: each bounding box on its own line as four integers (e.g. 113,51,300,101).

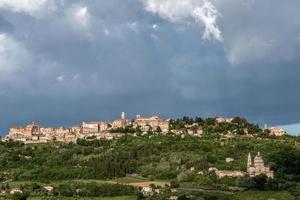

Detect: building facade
215,117,234,123
111,112,131,128
209,167,245,178
266,127,285,136
82,122,99,134
134,115,169,132
7,122,40,141
247,152,274,178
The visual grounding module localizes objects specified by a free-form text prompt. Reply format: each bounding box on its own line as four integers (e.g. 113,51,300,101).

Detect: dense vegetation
170,116,262,135
0,117,299,199
1,182,135,199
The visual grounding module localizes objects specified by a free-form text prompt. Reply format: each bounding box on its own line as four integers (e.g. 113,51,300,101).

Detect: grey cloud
217,0,300,65
0,15,13,33
0,0,300,134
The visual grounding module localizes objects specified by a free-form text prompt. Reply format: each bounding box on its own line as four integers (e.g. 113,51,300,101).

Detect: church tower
247,152,252,169
121,112,125,120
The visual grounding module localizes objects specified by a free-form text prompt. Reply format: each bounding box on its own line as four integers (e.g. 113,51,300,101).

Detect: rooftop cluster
3,114,285,144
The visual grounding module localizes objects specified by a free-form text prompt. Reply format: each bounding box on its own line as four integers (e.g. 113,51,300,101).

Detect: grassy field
113,176,149,183
7,180,110,188
226,191,295,200
27,196,136,200
7,175,169,188
113,176,169,187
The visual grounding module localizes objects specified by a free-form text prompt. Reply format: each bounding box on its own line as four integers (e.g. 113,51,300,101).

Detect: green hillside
0,117,299,199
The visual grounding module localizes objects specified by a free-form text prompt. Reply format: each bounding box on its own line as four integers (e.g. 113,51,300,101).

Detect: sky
0,0,300,135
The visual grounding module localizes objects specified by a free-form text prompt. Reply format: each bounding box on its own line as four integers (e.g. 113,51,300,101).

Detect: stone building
40,127,56,141
215,170,245,178
25,122,40,137
65,133,77,143
184,124,203,137
208,167,245,178
134,115,169,132
40,127,55,135
97,121,109,132
71,125,82,135
215,117,234,123
82,121,109,134
82,122,99,134
54,127,71,142
111,112,131,128
44,186,54,192
141,186,154,196
247,152,274,178
266,127,285,136
7,122,40,141
6,127,27,141
10,188,22,195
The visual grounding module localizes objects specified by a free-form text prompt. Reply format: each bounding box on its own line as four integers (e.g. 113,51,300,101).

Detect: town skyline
1,112,297,136
3,112,286,144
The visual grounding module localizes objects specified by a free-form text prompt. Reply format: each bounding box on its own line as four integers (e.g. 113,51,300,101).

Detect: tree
232,117,248,126
271,146,300,176
170,180,179,188
136,126,142,134
195,117,203,123
265,178,279,190
156,127,162,133
11,192,28,200
136,191,145,199
253,174,268,190
178,194,188,200
205,118,216,126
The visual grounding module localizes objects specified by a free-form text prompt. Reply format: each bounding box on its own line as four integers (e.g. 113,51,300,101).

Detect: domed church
247,152,274,178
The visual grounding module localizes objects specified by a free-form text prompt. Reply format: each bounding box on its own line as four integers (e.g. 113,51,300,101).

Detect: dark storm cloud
0,0,300,134
0,15,13,33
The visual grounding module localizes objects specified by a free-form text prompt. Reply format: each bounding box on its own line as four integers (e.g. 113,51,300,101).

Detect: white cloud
0,34,31,72
66,5,91,28
75,6,89,26
144,0,222,41
192,1,222,41
0,0,49,16
56,75,64,82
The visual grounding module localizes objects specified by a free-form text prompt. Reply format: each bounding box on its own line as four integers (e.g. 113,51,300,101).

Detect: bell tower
247,152,252,168
121,112,125,120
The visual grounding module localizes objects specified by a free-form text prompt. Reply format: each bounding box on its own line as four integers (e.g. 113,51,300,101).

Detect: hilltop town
3,113,286,144
3,112,169,143
0,114,298,200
